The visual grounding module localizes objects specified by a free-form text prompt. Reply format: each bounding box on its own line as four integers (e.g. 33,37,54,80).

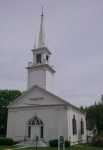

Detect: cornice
31,47,52,55
26,64,56,73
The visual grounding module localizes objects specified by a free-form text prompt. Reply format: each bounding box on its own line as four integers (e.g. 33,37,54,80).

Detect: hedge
49,139,70,147
0,137,14,145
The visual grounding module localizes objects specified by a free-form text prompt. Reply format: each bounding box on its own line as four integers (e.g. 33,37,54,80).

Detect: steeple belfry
38,7,45,48
27,8,55,92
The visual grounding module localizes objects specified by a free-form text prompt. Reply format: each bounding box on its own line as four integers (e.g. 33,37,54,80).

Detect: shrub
49,139,70,147
49,139,58,147
92,138,103,147
92,134,103,147
13,141,20,145
65,140,70,147
0,137,14,145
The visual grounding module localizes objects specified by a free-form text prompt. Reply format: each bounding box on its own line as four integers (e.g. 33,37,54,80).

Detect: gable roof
7,85,85,114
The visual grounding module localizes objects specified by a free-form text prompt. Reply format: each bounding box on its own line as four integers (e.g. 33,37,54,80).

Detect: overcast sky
0,0,103,107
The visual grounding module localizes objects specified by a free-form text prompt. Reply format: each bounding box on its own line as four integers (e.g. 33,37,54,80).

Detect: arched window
72,115,77,135
28,115,43,139
81,118,84,135
28,115,43,126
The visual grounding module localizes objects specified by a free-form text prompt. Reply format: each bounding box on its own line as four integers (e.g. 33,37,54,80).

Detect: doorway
28,115,43,140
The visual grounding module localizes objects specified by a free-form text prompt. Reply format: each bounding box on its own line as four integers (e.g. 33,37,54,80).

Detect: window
36,54,41,64
28,126,31,138
72,115,77,135
40,126,43,138
28,116,43,125
81,118,84,135
46,55,48,62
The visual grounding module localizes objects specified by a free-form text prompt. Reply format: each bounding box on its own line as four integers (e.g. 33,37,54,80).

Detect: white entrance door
30,126,40,140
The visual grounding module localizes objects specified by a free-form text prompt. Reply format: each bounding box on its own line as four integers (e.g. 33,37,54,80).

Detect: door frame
27,115,44,140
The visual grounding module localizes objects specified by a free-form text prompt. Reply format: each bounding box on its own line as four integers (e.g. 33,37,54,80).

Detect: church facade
7,9,86,145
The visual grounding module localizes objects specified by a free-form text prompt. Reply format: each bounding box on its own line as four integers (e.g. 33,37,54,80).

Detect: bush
13,141,20,145
49,139,58,147
49,139,70,147
65,140,70,147
92,134,103,147
0,137,14,145
92,138,103,147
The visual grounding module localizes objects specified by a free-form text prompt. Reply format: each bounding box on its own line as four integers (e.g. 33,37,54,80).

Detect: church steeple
38,7,45,48
27,8,55,92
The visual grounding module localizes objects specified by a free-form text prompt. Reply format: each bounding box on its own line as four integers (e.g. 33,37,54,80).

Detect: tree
0,90,22,136
81,101,103,132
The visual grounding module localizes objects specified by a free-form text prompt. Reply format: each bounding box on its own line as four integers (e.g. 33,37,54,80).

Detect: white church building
7,9,86,145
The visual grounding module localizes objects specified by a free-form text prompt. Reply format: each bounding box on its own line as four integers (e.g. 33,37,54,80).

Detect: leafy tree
80,99,103,132
88,103,103,131
0,90,22,136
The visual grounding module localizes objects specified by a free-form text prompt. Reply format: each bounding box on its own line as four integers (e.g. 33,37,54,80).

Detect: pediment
7,85,68,108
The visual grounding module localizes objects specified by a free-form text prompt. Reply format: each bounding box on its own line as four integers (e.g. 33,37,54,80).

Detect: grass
0,146,17,150
0,145,103,150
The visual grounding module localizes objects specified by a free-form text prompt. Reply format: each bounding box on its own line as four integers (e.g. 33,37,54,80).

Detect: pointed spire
38,6,45,48
33,36,37,48
41,6,43,18
47,40,49,48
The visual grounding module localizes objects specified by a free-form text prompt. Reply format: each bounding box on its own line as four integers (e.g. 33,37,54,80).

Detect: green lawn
0,146,17,150
0,145,103,150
